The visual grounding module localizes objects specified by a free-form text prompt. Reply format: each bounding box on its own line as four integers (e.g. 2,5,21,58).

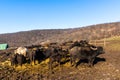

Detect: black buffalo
11,53,26,67
69,45,105,67
26,47,48,65
43,46,63,73
10,54,17,66
27,49,37,65
69,40,89,49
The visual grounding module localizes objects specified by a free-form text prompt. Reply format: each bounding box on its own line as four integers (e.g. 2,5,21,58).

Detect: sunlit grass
104,36,120,51
105,36,120,41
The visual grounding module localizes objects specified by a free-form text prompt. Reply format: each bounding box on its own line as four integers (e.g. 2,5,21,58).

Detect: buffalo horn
90,46,97,50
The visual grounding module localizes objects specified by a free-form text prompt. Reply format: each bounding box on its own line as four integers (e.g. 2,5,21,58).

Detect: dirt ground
0,48,120,80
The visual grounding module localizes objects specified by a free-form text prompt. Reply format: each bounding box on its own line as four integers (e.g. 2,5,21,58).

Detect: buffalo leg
49,57,53,74
70,55,73,66
88,58,94,67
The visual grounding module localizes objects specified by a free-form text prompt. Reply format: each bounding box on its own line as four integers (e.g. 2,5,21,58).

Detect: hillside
0,29,66,47
56,22,120,42
0,22,120,47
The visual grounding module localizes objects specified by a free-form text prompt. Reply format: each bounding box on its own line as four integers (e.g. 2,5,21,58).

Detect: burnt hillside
0,29,66,47
53,22,120,43
0,22,120,47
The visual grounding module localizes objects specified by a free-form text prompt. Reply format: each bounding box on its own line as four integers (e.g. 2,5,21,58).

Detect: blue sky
0,0,120,34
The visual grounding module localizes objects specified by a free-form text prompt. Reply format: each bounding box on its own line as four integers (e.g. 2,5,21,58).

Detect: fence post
104,38,106,47
95,40,97,46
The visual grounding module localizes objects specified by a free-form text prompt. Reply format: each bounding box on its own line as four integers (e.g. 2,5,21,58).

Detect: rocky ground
0,48,120,80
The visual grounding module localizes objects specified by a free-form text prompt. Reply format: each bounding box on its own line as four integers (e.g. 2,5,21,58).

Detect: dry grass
103,36,120,51
105,36,120,41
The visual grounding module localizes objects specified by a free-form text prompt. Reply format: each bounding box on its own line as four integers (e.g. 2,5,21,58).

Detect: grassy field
98,36,120,51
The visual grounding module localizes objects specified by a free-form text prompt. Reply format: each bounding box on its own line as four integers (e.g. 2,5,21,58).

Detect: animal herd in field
10,40,105,73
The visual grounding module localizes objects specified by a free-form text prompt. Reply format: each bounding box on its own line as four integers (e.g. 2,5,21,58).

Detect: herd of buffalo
10,40,105,72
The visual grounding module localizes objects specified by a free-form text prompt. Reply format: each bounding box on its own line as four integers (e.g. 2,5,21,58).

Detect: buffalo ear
90,46,97,50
